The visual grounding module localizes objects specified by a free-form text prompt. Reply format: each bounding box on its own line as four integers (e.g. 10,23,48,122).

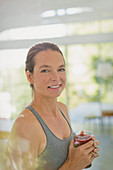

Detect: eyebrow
39,64,65,69
59,64,65,68
39,65,51,69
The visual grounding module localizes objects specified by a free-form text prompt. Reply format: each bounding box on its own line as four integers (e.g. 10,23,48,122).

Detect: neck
31,94,58,116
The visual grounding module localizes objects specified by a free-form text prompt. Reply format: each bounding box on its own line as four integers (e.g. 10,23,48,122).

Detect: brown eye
41,69,49,73
58,68,65,72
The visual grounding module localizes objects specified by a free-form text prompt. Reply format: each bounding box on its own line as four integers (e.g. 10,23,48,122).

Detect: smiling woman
26,46,66,98
6,42,99,170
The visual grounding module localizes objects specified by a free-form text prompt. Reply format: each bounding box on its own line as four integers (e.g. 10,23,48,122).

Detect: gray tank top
26,105,73,170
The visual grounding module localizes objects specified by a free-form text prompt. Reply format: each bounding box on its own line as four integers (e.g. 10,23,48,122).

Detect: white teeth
49,85,60,88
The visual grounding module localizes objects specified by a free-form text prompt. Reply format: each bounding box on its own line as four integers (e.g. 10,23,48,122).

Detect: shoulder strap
57,106,72,131
26,105,50,135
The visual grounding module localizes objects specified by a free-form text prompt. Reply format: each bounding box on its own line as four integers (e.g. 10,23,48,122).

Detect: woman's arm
5,111,41,170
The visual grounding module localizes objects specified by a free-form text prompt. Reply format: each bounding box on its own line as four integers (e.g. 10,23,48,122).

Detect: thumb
69,139,74,148
68,140,76,157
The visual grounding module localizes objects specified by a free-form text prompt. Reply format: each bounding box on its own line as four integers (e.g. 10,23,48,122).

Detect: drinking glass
74,131,92,168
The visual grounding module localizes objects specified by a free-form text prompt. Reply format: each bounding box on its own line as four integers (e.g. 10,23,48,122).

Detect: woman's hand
59,135,100,170
78,131,100,159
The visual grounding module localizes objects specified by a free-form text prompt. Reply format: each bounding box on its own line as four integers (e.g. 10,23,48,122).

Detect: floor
71,117,113,170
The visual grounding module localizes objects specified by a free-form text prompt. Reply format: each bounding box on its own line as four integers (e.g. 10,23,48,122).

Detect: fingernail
94,149,96,152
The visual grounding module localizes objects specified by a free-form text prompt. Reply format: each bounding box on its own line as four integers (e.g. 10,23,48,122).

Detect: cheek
62,74,67,84
38,75,49,85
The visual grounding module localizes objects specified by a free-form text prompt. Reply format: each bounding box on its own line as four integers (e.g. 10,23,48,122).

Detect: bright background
0,1,113,170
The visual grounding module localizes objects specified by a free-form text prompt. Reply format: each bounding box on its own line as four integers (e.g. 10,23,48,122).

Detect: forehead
34,49,65,67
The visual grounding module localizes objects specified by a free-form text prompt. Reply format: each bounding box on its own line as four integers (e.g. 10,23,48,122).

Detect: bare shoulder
11,108,37,138
9,107,45,155
11,107,45,138
57,102,71,123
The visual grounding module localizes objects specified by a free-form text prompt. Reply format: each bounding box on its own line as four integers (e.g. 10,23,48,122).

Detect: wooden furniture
102,110,113,117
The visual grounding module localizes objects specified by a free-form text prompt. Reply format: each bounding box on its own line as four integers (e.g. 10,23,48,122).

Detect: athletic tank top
26,105,73,170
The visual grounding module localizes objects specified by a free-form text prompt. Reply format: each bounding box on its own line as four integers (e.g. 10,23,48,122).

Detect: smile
48,84,61,89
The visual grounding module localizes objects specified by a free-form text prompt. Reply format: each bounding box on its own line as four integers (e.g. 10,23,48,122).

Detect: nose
51,71,60,81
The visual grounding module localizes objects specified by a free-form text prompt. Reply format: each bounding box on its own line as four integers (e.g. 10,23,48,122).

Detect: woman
6,42,99,170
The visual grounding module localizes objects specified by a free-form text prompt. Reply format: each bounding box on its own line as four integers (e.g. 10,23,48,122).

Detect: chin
50,92,62,98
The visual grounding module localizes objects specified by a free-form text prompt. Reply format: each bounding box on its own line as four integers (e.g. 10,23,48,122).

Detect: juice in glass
74,132,92,168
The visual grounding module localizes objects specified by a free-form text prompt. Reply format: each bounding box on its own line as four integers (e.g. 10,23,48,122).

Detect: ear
26,70,34,84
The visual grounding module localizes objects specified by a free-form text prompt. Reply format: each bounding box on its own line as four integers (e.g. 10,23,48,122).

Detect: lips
48,84,61,89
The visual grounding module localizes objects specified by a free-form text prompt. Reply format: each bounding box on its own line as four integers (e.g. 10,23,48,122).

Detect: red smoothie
74,132,92,168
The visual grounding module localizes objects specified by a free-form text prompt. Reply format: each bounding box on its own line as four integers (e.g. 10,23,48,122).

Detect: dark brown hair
25,42,64,89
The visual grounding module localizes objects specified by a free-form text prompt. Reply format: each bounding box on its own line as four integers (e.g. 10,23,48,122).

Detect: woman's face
31,49,66,98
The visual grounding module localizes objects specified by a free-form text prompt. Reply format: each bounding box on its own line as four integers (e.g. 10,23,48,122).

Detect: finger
93,152,99,158
90,152,95,158
70,139,74,147
69,140,75,154
85,147,95,157
89,152,95,161
81,140,94,150
91,135,96,141
93,147,99,153
94,140,100,147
